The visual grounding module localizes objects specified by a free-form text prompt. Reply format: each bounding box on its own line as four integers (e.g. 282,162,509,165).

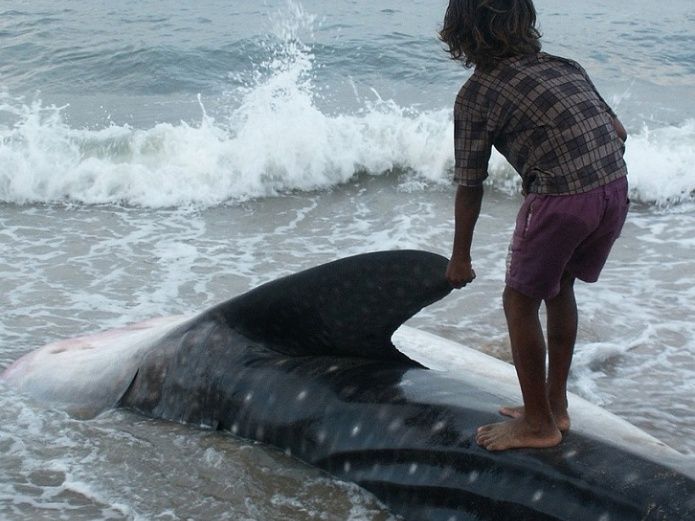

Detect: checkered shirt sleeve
453,83,492,186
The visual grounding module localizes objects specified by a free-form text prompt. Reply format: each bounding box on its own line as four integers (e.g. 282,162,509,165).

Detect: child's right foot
500,405,571,433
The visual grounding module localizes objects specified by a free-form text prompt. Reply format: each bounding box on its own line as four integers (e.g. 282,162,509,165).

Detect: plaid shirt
453,52,627,194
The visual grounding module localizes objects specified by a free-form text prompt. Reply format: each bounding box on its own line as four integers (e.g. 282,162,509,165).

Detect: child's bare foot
476,417,562,451
499,404,571,433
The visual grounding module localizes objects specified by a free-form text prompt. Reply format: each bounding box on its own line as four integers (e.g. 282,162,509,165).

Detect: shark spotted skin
3,251,695,520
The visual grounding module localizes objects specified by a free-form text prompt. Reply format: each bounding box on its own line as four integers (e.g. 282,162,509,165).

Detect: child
441,0,629,450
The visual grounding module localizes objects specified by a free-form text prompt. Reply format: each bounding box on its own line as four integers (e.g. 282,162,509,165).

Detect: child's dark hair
439,0,541,70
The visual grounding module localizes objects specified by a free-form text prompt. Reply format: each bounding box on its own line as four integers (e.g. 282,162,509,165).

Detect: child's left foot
500,404,571,433
476,417,562,451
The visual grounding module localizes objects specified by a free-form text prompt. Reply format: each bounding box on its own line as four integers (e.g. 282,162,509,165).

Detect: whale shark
2,250,694,521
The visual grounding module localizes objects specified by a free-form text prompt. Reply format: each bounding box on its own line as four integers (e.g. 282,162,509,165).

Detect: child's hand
446,257,476,289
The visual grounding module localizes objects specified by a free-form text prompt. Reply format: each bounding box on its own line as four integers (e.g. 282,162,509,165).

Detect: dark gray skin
119,251,695,521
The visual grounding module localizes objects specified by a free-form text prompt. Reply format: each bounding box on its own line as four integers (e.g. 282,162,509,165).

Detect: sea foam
3,97,693,209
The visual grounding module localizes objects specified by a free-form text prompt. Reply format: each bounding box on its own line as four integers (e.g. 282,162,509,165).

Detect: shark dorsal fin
218,250,452,366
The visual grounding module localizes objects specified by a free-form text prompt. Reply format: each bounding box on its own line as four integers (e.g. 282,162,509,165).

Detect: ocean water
1,0,694,519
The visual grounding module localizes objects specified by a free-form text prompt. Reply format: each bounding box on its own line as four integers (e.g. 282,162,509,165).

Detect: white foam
623,120,695,206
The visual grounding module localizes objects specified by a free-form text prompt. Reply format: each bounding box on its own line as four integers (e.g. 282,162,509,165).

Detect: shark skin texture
3,250,694,521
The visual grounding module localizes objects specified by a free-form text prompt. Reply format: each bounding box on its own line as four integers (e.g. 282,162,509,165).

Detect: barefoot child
441,0,629,450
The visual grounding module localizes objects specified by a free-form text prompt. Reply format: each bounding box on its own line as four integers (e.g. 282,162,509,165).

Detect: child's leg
487,177,628,451
499,271,576,432
475,286,562,451
545,271,577,431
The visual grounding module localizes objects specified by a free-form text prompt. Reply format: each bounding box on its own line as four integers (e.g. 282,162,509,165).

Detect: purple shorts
506,176,629,300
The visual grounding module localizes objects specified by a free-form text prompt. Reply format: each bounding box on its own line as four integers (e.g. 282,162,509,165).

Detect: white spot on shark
432,421,446,433
317,431,327,444
409,464,418,475
351,424,361,437
244,392,253,403
231,423,239,435
344,461,351,473
468,470,479,483
388,418,403,432
625,472,639,483
532,490,543,502
297,390,307,401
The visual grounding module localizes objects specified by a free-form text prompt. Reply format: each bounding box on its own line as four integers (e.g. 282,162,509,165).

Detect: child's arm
447,184,483,288
448,79,492,288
